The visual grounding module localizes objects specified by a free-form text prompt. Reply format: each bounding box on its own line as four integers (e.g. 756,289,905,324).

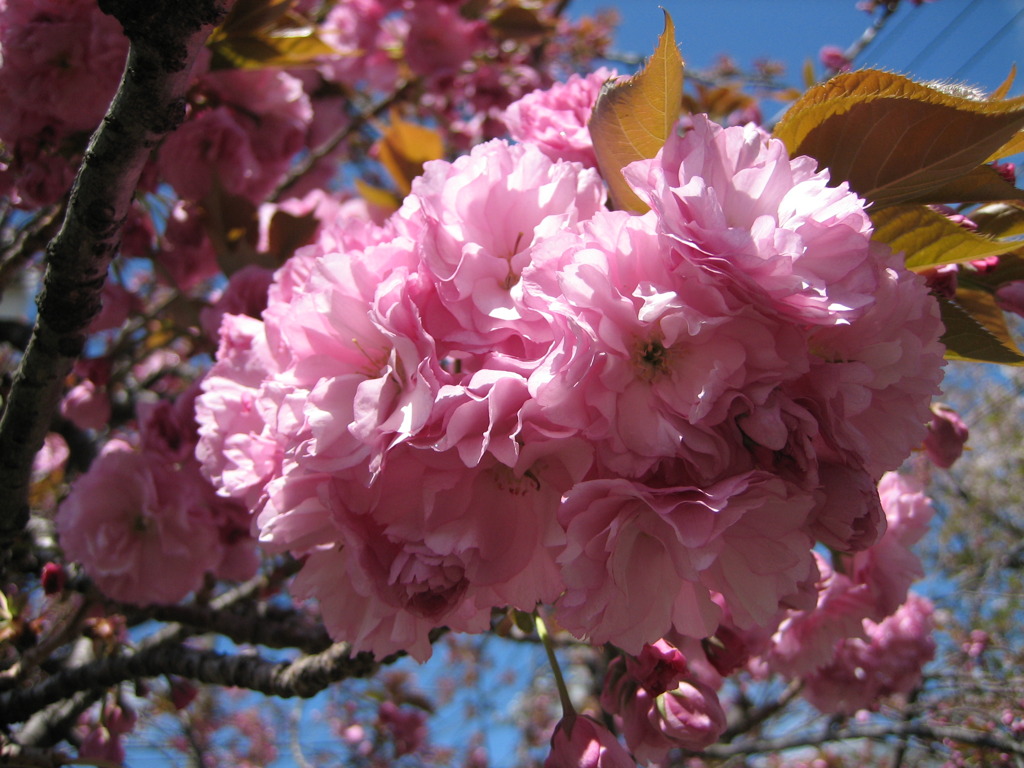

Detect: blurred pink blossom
545,716,635,768
923,402,969,468
504,68,617,168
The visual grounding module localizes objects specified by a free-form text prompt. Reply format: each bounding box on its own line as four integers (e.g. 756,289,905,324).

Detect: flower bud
923,403,968,469
652,680,727,752
545,716,635,768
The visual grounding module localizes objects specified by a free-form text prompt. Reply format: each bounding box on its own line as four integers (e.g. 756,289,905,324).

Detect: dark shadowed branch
0,0,228,550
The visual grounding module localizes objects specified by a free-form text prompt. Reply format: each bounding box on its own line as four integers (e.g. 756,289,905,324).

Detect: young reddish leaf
488,6,551,40
940,289,1024,364
201,186,264,276
267,210,320,265
376,113,444,196
774,70,1024,207
871,204,1022,270
588,10,683,212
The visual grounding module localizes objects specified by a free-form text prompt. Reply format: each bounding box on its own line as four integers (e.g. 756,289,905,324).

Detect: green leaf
773,70,1024,207
588,10,683,212
939,289,1024,364
871,204,1022,270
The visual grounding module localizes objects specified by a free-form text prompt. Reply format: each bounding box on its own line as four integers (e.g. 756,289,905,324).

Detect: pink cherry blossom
57,441,221,606
851,471,935,620
60,379,111,432
403,0,487,78
504,68,618,168
406,138,605,350
802,593,936,715
555,471,816,653
625,115,885,327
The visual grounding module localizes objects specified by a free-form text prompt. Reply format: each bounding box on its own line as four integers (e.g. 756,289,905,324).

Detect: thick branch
135,602,332,655
0,0,227,544
0,640,388,726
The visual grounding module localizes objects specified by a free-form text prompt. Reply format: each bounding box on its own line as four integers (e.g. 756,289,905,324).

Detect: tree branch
0,0,227,548
0,640,390,726
705,719,1024,759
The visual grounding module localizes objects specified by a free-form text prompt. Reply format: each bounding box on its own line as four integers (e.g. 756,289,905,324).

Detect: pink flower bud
104,703,137,736
169,678,198,710
652,680,727,752
819,46,851,72
923,403,968,468
545,716,636,768
79,726,124,765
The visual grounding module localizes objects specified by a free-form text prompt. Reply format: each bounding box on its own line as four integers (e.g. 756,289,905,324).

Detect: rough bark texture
0,0,228,551
0,641,386,725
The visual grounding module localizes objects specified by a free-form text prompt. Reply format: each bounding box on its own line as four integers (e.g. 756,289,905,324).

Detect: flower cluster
58,385,257,605
195,72,945,660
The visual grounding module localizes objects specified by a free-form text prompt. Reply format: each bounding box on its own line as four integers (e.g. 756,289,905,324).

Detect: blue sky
570,0,1024,97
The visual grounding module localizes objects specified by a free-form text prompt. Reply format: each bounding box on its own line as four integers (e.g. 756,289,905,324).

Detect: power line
905,0,985,73
865,2,923,63
953,4,1024,80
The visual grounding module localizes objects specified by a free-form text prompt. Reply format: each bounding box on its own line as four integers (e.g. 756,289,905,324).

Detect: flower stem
534,611,575,718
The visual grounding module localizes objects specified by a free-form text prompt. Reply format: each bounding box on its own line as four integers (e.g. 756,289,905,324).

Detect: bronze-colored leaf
201,186,262,277
971,202,1024,240
214,0,292,37
267,210,320,265
899,164,1024,206
871,204,1022,270
355,179,401,215
488,6,551,40
209,28,339,69
941,289,1024,364
376,113,444,196
208,0,338,69
992,64,1017,100
986,128,1024,162
774,70,1024,207
588,10,683,212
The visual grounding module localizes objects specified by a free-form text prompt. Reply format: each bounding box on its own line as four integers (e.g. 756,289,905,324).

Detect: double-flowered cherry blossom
186,92,944,661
